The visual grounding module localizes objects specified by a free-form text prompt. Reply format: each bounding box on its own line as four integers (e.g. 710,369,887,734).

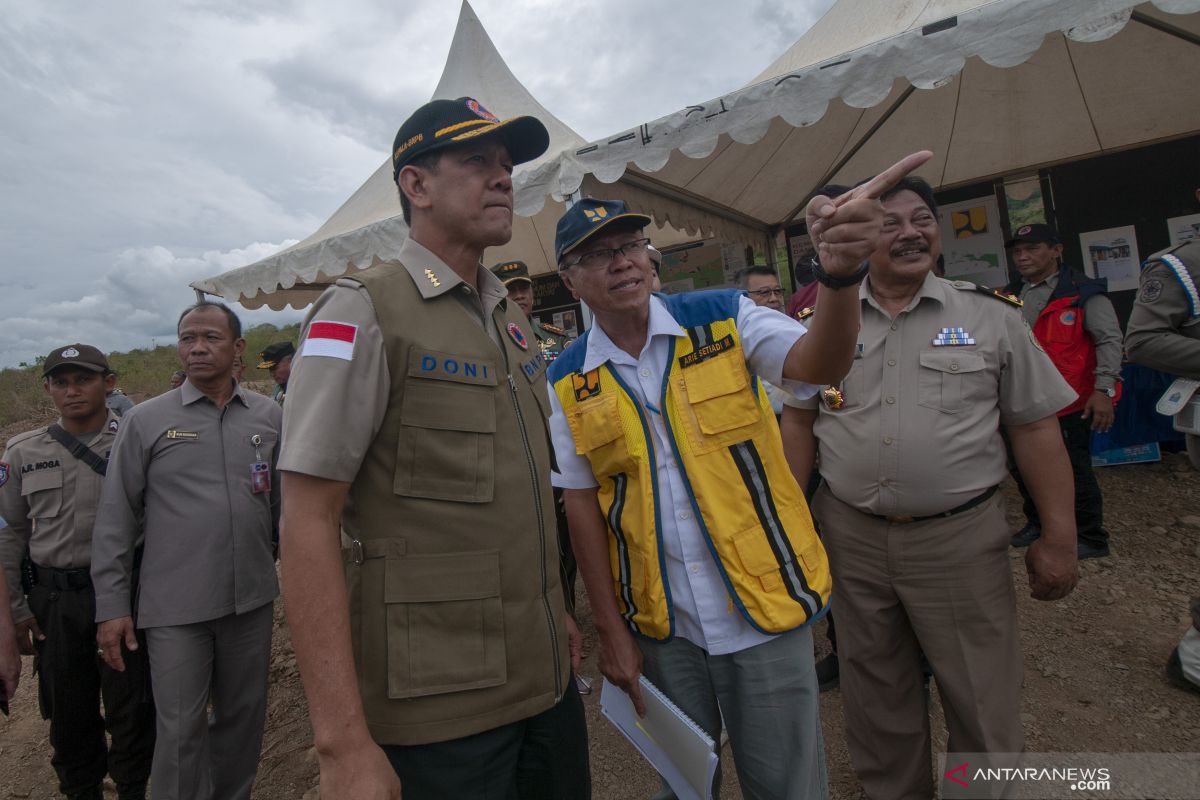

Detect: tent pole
1130,10,1200,47
564,190,594,331
776,85,918,228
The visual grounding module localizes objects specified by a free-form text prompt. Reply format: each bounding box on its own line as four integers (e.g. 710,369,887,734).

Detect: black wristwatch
810,257,870,290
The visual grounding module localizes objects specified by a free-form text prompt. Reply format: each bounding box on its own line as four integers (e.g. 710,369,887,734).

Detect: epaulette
540,323,569,336
4,426,50,451
953,281,1022,307
795,306,815,322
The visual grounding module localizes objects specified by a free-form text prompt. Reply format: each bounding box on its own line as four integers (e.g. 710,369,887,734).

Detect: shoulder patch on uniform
108,418,119,433
1139,278,1164,304
540,323,568,336
965,283,1023,307
301,320,358,361
0,461,8,487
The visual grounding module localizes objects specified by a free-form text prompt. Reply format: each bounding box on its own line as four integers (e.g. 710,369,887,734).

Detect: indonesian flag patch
302,321,358,361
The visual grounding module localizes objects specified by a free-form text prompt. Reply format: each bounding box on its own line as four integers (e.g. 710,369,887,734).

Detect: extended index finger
843,150,934,203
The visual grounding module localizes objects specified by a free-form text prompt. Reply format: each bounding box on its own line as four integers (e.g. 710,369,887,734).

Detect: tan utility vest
341,260,569,746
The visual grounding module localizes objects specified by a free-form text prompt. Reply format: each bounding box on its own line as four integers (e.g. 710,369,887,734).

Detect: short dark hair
177,301,242,339
877,175,938,216
397,151,443,226
736,265,780,288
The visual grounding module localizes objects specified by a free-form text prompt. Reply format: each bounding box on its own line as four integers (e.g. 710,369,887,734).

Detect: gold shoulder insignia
795,306,815,321
540,323,568,336
960,283,1022,307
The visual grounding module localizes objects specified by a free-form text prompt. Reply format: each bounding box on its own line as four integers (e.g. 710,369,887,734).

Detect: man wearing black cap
1003,223,1122,559
258,341,295,405
0,344,155,800
491,260,574,362
546,147,930,800
278,97,587,800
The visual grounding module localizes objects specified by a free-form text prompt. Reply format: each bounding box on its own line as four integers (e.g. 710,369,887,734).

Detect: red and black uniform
1005,266,1114,551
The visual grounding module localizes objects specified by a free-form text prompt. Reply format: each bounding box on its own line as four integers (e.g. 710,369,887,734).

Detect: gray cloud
0,0,833,368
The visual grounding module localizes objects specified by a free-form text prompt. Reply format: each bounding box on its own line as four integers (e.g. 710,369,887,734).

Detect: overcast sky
0,0,833,369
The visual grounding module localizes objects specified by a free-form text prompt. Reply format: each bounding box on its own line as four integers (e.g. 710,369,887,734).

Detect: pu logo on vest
679,334,735,368
572,370,601,401
420,355,490,381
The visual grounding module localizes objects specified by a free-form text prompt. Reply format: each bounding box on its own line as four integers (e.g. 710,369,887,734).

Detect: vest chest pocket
21,468,63,520
679,350,761,438
395,378,496,503
917,351,987,414
383,550,506,699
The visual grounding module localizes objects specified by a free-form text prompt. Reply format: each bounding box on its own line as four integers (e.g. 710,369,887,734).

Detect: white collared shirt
548,293,817,655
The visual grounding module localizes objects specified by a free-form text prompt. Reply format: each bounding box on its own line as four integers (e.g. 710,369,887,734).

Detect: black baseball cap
392,97,550,180
491,260,533,285
555,198,652,264
1006,223,1061,248
43,344,110,377
257,341,295,370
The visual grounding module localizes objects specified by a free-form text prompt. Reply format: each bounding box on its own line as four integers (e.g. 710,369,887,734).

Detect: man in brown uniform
1124,230,1200,694
781,177,1079,799
278,97,587,800
0,344,154,800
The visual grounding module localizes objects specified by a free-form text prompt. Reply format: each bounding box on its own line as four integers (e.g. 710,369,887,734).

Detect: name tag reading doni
166,430,199,440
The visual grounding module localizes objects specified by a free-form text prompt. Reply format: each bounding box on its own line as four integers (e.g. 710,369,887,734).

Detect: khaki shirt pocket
394,379,496,503
917,351,987,414
21,468,63,520
680,352,761,436
383,550,506,700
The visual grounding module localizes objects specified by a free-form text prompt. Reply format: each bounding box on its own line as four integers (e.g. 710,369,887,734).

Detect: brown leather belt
871,485,999,525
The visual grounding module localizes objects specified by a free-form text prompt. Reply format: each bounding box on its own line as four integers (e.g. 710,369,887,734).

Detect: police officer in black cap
257,341,295,405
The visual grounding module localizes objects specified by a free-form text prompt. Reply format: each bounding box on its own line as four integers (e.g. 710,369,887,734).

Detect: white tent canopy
522,0,1200,241
192,1,698,310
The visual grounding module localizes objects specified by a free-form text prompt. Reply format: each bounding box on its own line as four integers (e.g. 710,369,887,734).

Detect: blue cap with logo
555,198,651,264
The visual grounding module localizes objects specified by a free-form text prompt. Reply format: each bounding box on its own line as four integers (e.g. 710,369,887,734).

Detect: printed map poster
1167,213,1200,246
660,241,727,294
939,196,1008,288
1079,226,1140,292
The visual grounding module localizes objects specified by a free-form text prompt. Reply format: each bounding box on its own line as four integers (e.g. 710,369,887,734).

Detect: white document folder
599,676,720,800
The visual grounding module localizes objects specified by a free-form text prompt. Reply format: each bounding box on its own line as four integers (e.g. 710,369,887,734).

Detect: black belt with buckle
32,563,92,592
872,485,999,525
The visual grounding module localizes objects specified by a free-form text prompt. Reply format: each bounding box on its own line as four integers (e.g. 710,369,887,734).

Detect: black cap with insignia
43,344,110,377
257,341,296,370
1005,223,1060,248
491,260,533,286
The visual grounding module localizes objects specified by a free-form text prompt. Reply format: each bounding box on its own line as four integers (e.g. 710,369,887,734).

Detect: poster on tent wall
1167,214,1200,246
659,241,744,294
938,196,1008,288
1079,226,1140,292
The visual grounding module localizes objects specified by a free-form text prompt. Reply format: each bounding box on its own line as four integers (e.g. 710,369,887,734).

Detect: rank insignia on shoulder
108,419,119,433
423,268,441,288
166,430,199,440
967,284,1022,307
0,461,8,487
932,327,976,346
821,386,844,410
541,323,568,336
796,307,815,322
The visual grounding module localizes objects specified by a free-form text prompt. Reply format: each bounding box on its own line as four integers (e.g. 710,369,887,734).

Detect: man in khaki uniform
93,305,282,800
781,177,1079,800
0,344,154,800
278,97,587,800
1124,231,1200,694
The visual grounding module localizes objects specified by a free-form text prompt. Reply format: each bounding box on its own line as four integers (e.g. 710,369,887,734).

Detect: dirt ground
2,450,1199,799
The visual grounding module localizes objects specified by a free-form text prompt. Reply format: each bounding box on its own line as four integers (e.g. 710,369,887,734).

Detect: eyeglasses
746,288,784,299
562,238,651,271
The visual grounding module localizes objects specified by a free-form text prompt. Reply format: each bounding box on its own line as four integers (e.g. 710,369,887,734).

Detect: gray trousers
639,626,827,800
144,603,273,800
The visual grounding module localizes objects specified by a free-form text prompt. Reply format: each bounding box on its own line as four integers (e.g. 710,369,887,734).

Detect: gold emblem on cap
821,386,845,410
423,268,441,288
